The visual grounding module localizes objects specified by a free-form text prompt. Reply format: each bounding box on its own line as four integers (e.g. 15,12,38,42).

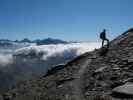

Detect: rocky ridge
1,28,133,100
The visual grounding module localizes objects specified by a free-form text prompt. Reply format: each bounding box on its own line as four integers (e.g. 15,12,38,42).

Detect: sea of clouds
0,42,100,66
0,42,101,90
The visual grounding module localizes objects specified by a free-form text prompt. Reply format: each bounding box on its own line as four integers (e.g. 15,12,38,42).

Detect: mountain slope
2,28,133,100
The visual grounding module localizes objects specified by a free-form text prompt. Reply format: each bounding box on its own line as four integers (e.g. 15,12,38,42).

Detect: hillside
1,28,133,100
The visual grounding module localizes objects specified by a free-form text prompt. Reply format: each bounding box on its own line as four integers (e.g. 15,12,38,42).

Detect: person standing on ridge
100,29,109,48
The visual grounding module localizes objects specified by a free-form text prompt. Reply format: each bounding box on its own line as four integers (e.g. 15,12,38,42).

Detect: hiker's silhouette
100,29,109,48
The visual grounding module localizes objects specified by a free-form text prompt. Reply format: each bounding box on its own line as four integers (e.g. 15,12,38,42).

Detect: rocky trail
72,58,92,100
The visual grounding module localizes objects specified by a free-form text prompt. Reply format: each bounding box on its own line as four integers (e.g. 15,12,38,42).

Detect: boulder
112,83,133,97
94,66,107,73
99,47,109,56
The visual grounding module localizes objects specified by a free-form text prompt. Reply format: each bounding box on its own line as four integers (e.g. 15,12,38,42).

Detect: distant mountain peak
34,38,68,45
0,38,68,47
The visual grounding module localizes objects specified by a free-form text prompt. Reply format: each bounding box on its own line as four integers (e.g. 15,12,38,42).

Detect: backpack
100,32,105,39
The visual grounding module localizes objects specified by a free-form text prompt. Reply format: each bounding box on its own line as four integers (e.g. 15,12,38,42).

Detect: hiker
100,29,109,48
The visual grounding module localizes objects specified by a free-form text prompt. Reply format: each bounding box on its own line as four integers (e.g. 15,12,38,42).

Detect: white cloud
14,42,100,60
0,54,13,66
0,42,100,66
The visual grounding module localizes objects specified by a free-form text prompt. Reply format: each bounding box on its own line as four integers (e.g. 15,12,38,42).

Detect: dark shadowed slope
1,28,133,100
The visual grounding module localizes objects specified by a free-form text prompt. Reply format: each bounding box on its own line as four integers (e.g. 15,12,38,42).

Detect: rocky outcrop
1,28,133,100
112,82,133,98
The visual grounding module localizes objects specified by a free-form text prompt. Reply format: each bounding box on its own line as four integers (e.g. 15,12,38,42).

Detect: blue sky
0,0,132,41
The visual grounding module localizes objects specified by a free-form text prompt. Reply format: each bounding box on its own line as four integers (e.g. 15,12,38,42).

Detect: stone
112,83,133,96
112,67,120,70
110,59,118,63
128,58,133,63
99,47,109,56
127,55,133,63
94,66,107,73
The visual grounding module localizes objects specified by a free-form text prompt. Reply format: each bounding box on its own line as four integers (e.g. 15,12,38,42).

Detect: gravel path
72,58,92,100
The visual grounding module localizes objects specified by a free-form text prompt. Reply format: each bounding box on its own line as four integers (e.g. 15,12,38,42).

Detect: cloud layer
0,54,13,66
0,42,100,66
14,42,100,60
0,42,101,91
